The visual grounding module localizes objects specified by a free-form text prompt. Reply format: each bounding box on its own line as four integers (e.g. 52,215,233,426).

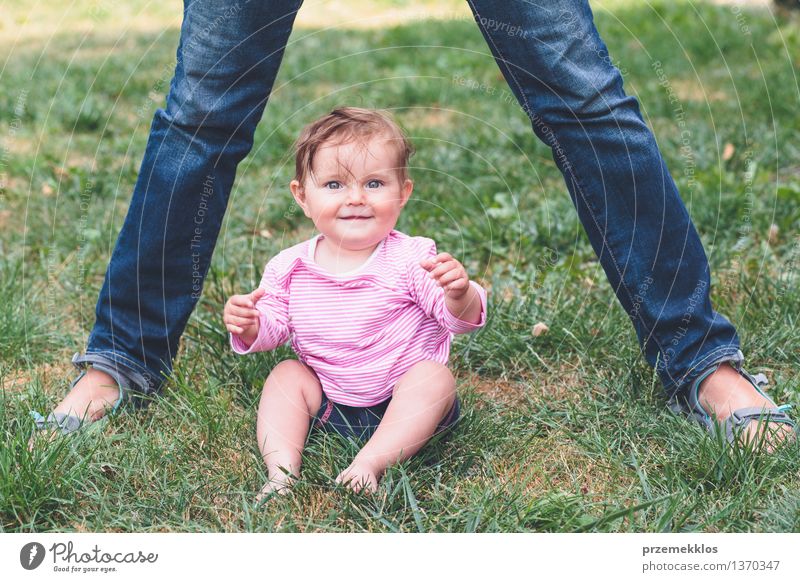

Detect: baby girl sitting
224,107,487,498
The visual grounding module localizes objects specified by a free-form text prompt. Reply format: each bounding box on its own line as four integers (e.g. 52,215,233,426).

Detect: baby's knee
262,360,322,408
433,369,457,404
395,361,455,400
420,361,455,388
264,360,307,387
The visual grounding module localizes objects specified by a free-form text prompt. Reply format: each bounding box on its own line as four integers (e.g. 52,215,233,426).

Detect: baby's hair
293,107,415,186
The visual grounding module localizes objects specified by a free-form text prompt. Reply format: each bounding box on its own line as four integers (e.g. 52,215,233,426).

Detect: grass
1,0,799,532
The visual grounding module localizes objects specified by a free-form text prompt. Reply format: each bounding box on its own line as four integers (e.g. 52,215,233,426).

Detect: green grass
1,0,799,532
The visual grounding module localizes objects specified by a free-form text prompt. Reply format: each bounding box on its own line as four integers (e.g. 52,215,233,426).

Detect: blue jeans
82,0,741,400
312,394,461,441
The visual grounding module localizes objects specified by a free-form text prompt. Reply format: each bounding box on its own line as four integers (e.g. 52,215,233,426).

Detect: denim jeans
82,0,741,400
312,393,461,441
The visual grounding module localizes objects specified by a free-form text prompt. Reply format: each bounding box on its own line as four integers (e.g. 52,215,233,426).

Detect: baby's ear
290,180,309,212
400,179,414,207
289,179,304,201
290,180,312,219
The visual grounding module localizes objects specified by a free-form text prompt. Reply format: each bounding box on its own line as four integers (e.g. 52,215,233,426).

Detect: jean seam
467,0,682,387
169,1,304,158
319,400,334,424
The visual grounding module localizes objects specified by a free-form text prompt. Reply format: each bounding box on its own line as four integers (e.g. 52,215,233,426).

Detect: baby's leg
336,361,455,492
256,360,323,500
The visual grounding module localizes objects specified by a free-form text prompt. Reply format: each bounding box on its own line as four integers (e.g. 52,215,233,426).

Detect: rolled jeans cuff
74,350,160,403
669,347,745,400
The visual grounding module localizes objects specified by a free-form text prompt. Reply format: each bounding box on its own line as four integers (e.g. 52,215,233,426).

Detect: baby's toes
362,475,378,494
337,469,377,494
256,479,292,503
350,472,378,494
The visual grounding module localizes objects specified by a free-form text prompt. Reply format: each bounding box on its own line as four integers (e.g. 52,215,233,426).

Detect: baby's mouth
338,216,373,220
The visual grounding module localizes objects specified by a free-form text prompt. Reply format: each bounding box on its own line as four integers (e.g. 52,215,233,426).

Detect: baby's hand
224,288,266,342
420,252,471,299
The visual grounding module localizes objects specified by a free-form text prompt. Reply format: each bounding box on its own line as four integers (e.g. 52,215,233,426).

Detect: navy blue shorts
312,393,460,441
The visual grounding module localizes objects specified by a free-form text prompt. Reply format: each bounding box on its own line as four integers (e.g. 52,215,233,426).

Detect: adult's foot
53,367,120,422
29,367,120,449
697,363,794,450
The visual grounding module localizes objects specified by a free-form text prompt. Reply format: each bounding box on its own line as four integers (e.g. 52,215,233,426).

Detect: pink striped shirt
230,229,488,406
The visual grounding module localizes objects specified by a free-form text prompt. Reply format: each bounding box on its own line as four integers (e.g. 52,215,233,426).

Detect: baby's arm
409,242,487,334
226,261,291,354
420,252,483,325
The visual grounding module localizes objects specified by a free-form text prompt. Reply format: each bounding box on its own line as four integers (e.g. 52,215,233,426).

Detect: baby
224,107,487,498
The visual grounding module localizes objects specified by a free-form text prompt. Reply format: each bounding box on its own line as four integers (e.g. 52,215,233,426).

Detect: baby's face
290,135,413,253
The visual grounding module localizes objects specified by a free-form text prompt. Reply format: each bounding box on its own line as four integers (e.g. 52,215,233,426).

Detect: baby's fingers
428,259,459,280
439,268,467,287
420,252,453,271
226,304,260,319
228,294,254,309
225,314,256,328
249,287,266,305
439,270,469,290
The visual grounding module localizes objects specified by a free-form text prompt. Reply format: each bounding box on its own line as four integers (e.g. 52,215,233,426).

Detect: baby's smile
289,135,414,265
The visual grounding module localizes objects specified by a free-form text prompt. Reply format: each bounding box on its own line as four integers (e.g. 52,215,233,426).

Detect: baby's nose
346,187,366,204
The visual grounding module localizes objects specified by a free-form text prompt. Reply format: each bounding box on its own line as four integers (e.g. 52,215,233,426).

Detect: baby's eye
366,179,384,189
324,181,343,190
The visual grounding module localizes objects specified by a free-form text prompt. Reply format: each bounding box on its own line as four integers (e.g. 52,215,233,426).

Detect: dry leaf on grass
722,142,735,161
532,322,549,337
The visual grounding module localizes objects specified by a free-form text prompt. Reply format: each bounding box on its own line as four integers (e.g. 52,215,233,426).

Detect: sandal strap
70,353,129,412
30,411,84,435
725,407,796,443
667,362,724,432
28,353,131,436
670,358,796,444
730,406,793,423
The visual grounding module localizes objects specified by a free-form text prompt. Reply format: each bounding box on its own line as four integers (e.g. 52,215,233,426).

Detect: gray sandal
670,361,796,445
30,353,128,436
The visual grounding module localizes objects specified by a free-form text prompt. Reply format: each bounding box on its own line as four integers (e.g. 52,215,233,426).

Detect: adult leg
466,0,788,443
51,0,305,422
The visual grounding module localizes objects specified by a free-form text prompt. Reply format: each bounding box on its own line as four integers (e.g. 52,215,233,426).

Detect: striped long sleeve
406,238,487,335
229,259,292,354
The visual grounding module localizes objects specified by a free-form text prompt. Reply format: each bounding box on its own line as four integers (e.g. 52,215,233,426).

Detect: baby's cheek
321,200,340,213
379,200,404,219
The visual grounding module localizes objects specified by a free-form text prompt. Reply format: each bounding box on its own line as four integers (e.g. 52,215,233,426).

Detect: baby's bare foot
698,363,794,451
256,472,295,503
335,458,380,493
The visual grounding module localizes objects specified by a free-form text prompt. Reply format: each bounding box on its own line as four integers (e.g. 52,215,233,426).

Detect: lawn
1,0,799,532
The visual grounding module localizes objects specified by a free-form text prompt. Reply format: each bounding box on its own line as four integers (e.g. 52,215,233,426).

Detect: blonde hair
293,107,414,185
